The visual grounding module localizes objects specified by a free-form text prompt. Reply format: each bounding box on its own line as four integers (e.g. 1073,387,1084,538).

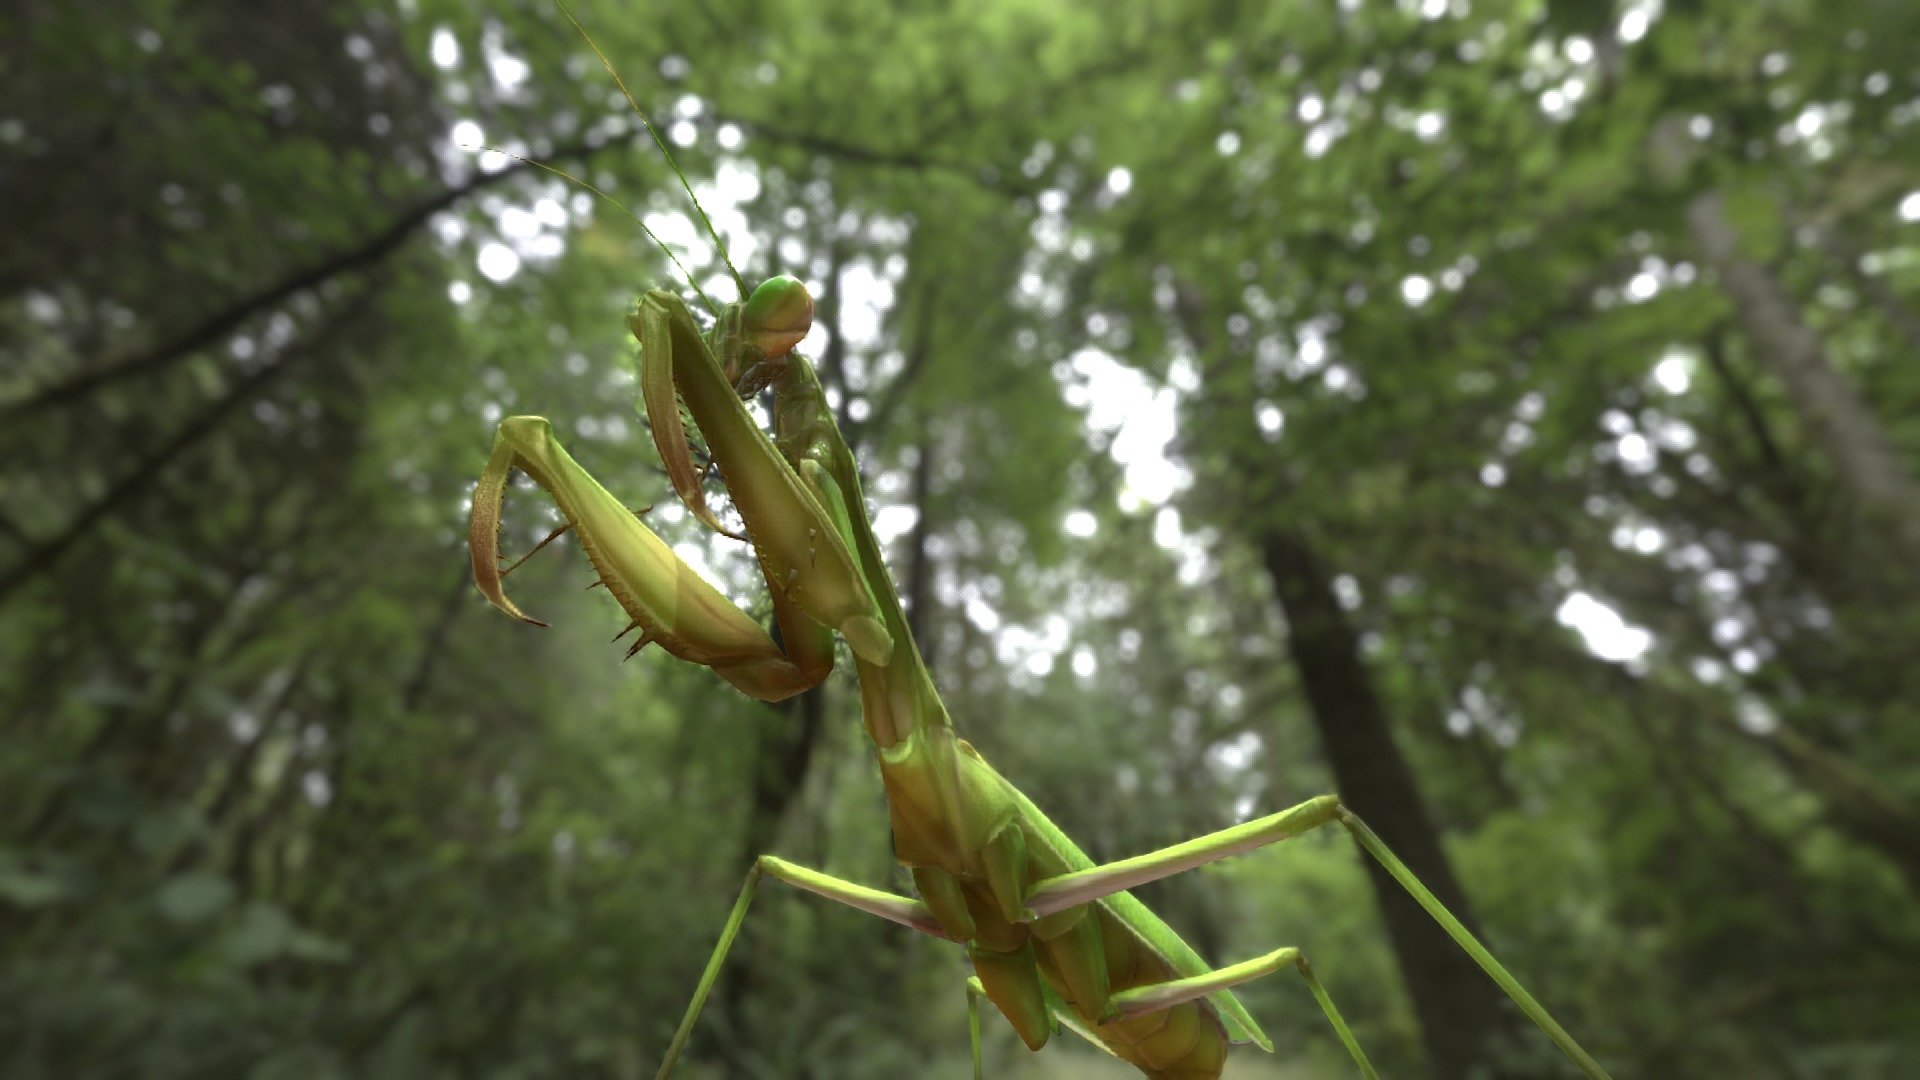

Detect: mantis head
741,274,813,361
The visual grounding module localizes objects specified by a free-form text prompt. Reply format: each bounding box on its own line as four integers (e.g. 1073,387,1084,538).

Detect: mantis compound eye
742,274,813,359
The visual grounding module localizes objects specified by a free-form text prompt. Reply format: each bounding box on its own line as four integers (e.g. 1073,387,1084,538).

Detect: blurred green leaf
0,858,69,908
155,873,236,921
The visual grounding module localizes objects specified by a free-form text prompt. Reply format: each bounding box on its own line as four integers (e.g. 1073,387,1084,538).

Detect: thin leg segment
1019,795,1613,1080
1023,795,1342,919
1339,810,1611,1080
965,977,986,1080
1106,946,1377,1080
656,855,952,1080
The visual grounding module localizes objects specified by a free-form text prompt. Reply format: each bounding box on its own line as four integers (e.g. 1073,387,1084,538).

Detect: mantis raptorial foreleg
471,416,828,698
470,281,890,701
496,503,652,580
626,284,891,665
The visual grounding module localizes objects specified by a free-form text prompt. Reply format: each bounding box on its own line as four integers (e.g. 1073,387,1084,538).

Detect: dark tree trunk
1758,727,1920,897
1687,190,1920,571
710,684,828,1062
902,435,937,650
1260,528,1520,1079
738,687,829,869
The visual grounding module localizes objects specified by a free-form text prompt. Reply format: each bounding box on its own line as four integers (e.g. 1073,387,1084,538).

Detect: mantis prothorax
466,6,1613,1078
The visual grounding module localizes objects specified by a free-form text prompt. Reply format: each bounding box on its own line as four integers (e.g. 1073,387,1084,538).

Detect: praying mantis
466,7,1613,1078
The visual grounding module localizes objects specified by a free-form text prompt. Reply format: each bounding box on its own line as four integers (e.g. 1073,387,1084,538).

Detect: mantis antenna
458,141,724,318
552,0,750,300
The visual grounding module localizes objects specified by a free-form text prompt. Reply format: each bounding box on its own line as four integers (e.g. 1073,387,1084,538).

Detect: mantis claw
470,420,552,627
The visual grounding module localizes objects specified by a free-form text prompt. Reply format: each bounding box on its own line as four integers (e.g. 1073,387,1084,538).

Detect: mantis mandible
467,8,1613,1078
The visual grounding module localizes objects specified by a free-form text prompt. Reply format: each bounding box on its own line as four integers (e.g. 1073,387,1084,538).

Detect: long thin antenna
467,143,721,316
553,0,749,301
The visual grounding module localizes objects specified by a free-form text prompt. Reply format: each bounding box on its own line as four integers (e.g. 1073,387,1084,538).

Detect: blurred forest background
5,0,1919,1076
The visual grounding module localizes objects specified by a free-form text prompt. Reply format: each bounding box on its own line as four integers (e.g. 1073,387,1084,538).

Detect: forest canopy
4,0,1919,1076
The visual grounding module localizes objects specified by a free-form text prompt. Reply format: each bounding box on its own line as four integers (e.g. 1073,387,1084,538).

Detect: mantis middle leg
657,855,955,1080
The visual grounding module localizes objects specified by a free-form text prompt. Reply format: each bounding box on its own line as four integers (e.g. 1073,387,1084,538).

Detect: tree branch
0,286,377,606
4,117,1012,421
2,131,648,417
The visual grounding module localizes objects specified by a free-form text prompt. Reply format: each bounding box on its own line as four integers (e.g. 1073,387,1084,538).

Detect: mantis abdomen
879,723,1241,1077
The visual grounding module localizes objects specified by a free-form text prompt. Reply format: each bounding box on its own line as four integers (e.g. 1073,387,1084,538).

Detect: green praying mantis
466,8,1613,1078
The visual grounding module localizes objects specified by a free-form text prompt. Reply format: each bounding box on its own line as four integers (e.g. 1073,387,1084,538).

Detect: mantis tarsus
467,7,1613,1078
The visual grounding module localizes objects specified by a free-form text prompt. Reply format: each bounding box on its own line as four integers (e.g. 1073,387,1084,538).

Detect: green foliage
5,0,1920,1076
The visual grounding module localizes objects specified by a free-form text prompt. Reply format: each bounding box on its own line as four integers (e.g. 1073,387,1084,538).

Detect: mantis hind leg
1104,946,1378,1080
966,977,986,1080
655,855,952,1079
1018,795,1613,1079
